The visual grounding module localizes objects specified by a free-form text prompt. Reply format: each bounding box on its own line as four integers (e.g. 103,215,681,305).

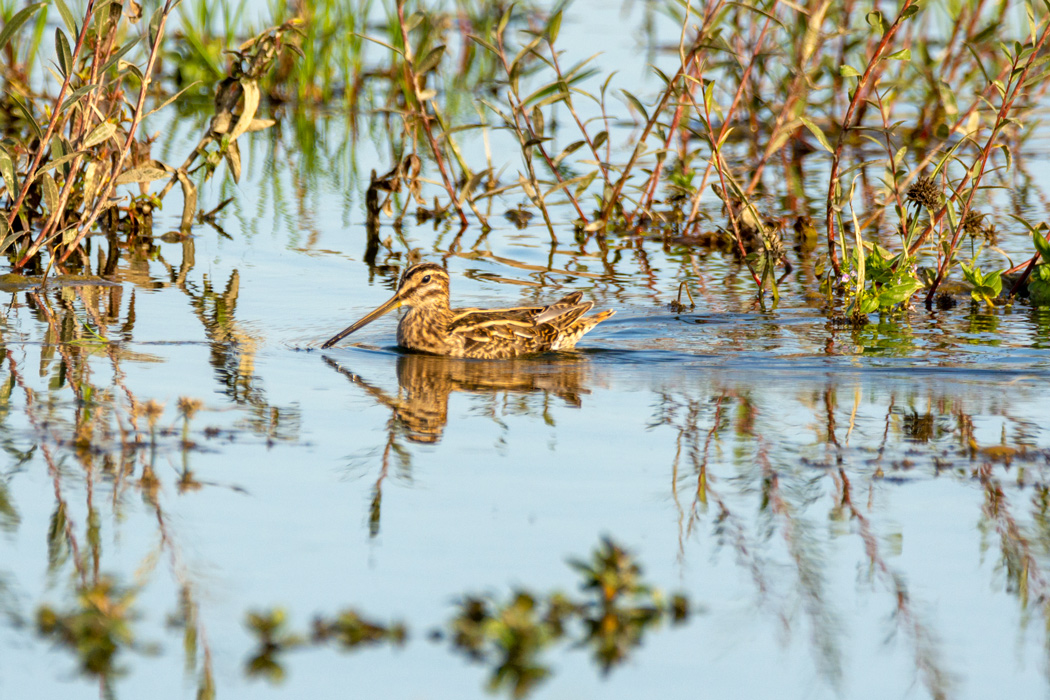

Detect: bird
320,262,614,358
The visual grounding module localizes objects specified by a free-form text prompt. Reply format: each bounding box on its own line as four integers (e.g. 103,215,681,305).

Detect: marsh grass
190,0,1050,313
4,0,1050,313
0,0,292,277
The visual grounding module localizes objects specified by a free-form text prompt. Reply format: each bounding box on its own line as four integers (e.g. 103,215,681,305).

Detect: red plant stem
6,0,97,232
488,29,589,227
52,0,178,265
645,8,772,224
1007,253,1041,297
696,88,763,292
824,0,917,277
24,16,119,269
395,1,468,228
1006,226,1050,296
547,43,610,187
599,36,710,225
923,19,1050,305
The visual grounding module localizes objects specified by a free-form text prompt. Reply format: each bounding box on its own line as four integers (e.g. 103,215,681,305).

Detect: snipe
321,263,614,358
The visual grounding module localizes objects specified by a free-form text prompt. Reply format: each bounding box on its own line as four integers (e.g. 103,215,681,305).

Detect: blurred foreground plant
244,537,689,698
36,577,139,679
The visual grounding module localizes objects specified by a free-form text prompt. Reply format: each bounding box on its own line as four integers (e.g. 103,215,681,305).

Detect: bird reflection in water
323,351,595,537
322,351,594,444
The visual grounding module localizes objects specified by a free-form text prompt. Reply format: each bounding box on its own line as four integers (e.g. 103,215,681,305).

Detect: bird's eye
421,275,431,283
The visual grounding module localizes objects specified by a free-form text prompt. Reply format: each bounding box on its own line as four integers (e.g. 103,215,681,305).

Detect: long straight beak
321,293,403,348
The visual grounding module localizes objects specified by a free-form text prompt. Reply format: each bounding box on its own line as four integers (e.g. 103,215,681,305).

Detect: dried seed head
980,223,998,244
907,176,943,211
961,210,985,237
177,397,203,420
761,224,786,262
143,400,164,429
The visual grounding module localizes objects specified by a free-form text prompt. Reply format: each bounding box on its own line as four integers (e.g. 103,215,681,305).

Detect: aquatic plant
242,537,689,697
0,0,293,274
5,0,1050,313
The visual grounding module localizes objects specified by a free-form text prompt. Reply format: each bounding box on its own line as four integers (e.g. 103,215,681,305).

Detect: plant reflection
6,281,1050,700
0,270,301,699
651,377,1050,700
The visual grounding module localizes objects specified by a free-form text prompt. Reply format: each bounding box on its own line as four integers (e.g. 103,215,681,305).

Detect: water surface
4,3,1050,698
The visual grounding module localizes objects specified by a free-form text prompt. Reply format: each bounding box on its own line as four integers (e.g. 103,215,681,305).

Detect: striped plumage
321,263,614,358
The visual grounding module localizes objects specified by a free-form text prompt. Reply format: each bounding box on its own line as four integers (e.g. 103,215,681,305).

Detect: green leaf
840,64,861,78
0,3,45,55
414,44,445,76
468,34,498,56
60,83,97,113
960,261,1002,304
55,27,73,78
961,261,978,283
937,81,958,117
0,215,16,255
876,277,922,306
725,1,786,29
115,165,169,186
702,79,715,114
99,36,141,75
543,171,602,199
9,95,42,141
532,88,570,110
546,10,562,44
984,268,1003,296
0,147,16,196
621,89,649,123
552,140,585,167
1029,265,1050,305
798,115,832,152
1033,230,1050,264
83,122,117,149
886,48,911,61
893,146,908,168
865,10,889,34
39,150,83,175
574,170,598,198
41,172,59,213
53,0,78,35
998,143,1011,172
148,4,164,46
497,3,513,37
1026,0,1036,44
523,80,566,108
